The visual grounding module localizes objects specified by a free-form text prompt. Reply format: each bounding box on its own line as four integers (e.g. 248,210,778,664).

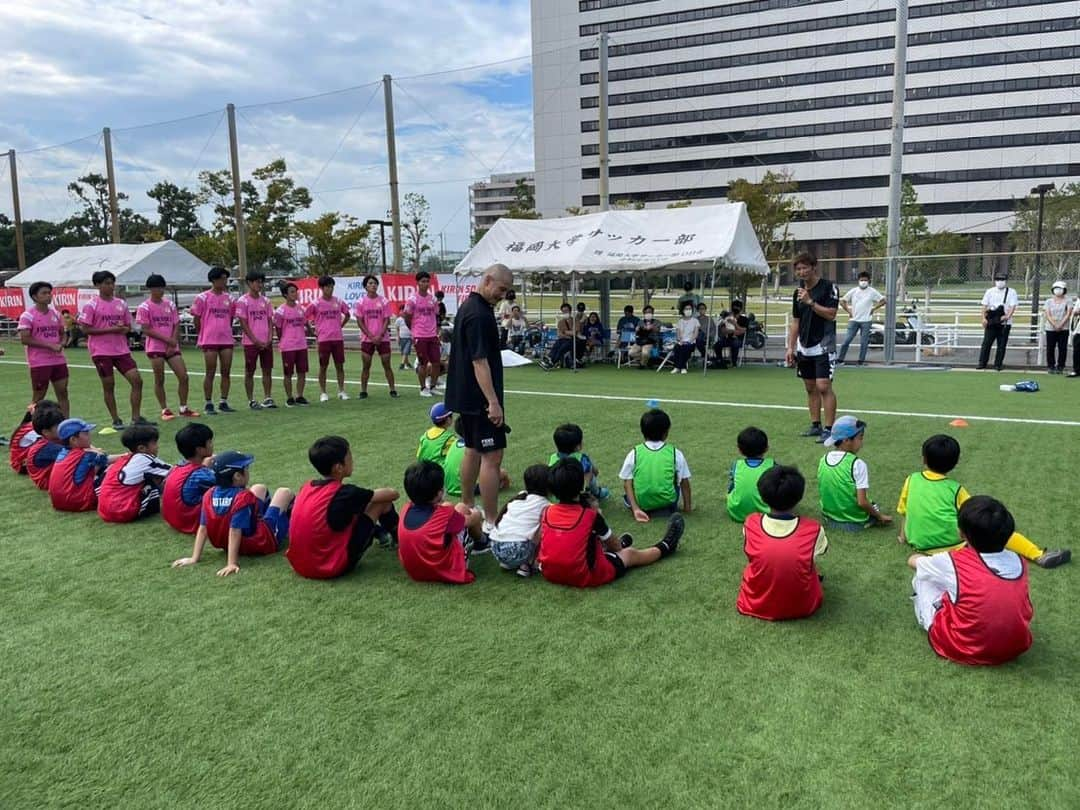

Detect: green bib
548,451,583,467
441,438,466,497
417,427,454,464
904,473,962,551
632,443,678,511
818,452,866,524
726,457,775,522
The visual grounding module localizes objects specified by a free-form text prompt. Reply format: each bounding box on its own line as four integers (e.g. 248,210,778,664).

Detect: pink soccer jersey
136,298,179,354
17,307,66,367
403,292,438,339
356,295,391,342
191,290,236,347
305,297,349,343
77,296,132,357
274,304,309,351
235,293,273,346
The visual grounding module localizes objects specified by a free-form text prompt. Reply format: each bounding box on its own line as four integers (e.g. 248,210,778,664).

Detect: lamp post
366,219,393,274
1029,183,1055,341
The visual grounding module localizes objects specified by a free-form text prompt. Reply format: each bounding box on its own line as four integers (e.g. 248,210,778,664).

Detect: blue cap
212,450,255,477
58,418,96,441
429,402,452,423
824,415,867,446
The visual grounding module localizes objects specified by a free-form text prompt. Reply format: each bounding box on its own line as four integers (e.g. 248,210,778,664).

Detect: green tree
146,181,205,241
612,198,645,210
294,213,370,277
0,217,82,268
402,192,431,270
1010,183,1080,294
66,173,156,244
666,200,692,209
471,226,489,246
505,177,540,219
726,170,805,300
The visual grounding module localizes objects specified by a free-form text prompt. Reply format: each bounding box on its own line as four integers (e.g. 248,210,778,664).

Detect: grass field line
4,358,1079,428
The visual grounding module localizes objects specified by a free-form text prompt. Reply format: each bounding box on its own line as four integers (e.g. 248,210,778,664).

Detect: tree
612,198,645,210
666,200,692,209
564,206,590,217
726,170,805,300
294,213,370,277
402,192,431,270
66,173,156,244
471,226,489,246
0,217,81,268
1010,183,1080,294
505,178,540,219
146,181,205,241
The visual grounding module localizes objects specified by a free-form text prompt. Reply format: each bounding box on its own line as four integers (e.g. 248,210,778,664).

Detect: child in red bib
97,425,172,522
910,495,1033,666
397,460,482,585
161,423,216,535
49,418,118,512
24,404,65,490
539,458,684,588
287,436,400,579
736,464,828,621
172,450,294,577
10,401,58,474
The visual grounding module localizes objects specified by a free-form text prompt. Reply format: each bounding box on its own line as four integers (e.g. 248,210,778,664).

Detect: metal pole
380,223,388,274
883,0,908,365
226,104,249,279
1031,188,1048,342
7,150,26,270
103,128,121,244
597,32,613,343
383,75,403,272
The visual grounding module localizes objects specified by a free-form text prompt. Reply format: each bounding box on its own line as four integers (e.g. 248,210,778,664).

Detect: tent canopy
7,240,211,288
455,203,769,277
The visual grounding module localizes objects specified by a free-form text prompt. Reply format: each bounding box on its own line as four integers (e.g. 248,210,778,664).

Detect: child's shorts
398,337,413,356
622,494,678,517
491,539,536,570
263,504,290,548
825,518,869,532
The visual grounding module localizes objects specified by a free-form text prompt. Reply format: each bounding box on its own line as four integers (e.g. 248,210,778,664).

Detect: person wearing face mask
1070,289,1080,378
671,303,700,374
978,272,1019,371
1043,281,1072,374
837,271,886,366
629,305,661,367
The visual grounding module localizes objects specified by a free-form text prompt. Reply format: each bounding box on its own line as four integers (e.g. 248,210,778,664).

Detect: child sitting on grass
49,419,118,512
539,458,683,588
898,434,1070,569
416,402,456,464
97,425,173,523
25,404,65,490
287,436,400,580
726,426,776,522
818,415,891,530
910,495,1033,666
736,465,828,621
10,400,61,475
161,423,216,535
619,408,692,522
489,464,550,578
549,423,609,500
171,451,294,576
397,460,482,585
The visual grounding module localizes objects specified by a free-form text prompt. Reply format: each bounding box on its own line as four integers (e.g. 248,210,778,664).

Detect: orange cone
949,419,969,428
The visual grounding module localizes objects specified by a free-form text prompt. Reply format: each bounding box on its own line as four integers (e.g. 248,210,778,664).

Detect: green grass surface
2,348,1078,809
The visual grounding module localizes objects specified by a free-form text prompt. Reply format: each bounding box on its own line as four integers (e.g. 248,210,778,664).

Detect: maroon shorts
414,337,441,366
30,362,69,390
361,340,392,358
244,345,274,373
281,349,310,375
93,354,138,379
200,343,234,353
318,340,345,366
146,349,182,361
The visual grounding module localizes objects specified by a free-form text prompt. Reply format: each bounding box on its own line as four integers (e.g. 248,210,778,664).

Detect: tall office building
531,0,1080,262
469,172,537,238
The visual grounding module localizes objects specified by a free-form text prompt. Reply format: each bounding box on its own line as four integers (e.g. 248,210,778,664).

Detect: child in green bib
549,423,609,500
443,417,510,499
818,415,891,531
619,408,692,523
416,402,456,464
727,426,776,522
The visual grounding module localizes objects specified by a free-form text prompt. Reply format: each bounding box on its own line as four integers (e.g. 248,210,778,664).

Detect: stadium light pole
103,127,121,244
883,0,909,366
367,219,392,274
226,104,249,279
597,31,612,340
1029,183,1055,342
383,75,403,272
7,150,26,271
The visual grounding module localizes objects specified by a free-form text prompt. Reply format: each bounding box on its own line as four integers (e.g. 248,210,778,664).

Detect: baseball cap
824,415,866,447
213,450,255,478
58,418,96,441
429,402,452,423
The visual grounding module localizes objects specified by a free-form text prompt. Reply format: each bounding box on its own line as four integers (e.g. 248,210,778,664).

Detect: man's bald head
480,263,514,304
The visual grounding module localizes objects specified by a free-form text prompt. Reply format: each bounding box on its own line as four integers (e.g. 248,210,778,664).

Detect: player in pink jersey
355,274,399,399
275,280,311,407
137,274,198,422
236,270,277,410
403,270,441,397
78,270,148,431
305,275,352,402
18,282,70,416
191,266,237,415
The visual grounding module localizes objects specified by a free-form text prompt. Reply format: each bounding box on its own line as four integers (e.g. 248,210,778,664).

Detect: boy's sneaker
1035,549,1071,569
656,513,685,557
680,368,687,374
179,407,200,418
469,532,492,555
358,391,368,400
131,416,156,426
815,428,832,444
295,396,310,406
204,401,217,415
398,362,406,370
800,424,823,437
670,367,679,374
285,397,296,408
218,401,236,413
431,382,445,393
111,419,125,431
515,562,535,578
389,390,399,398
420,387,433,397
319,392,330,402
262,398,278,409
619,533,634,548
249,400,263,410
0,436,7,447
338,391,350,401
375,529,397,550
593,485,610,500
161,408,177,421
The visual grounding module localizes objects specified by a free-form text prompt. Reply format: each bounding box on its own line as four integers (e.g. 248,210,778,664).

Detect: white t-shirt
1044,296,1071,330
675,317,699,343
490,493,548,544
825,450,868,489
395,316,411,340
980,286,1020,325
842,285,884,322
911,549,1022,630
619,441,691,482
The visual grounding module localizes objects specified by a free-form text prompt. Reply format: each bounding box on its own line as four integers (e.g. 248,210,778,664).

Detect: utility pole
883,0,908,365
384,75,403,272
597,31,613,333
1030,183,1055,341
7,150,26,270
103,127,121,243
226,103,249,279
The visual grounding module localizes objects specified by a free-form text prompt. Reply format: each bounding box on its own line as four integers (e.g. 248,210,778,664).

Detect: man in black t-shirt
446,263,514,540
785,252,840,443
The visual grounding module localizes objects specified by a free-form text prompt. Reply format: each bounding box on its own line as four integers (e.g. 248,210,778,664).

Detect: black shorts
603,550,628,579
458,412,507,454
796,352,835,381
343,514,376,575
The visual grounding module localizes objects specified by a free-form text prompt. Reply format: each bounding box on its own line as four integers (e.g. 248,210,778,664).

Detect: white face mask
858,280,869,289
995,280,1006,290
644,315,653,321
683,309,693,317
1053,288,1066,297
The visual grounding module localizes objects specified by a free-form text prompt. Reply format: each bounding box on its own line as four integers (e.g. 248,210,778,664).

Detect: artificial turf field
1,348,1078,809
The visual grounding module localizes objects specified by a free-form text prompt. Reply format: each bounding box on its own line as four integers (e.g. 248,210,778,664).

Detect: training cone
949,419,969,428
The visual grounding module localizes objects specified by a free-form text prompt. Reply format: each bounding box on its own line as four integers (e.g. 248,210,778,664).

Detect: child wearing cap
25,405,66,490
287,436,400,579
817,414,891,530
397,460,483,584
898,434,1070,569
274,280,311,407
97,424,173,522
737,464,828,620
18,281,70,417
49,419,119,512
171,450,294,576
550,423,609,500
726,426,776,523
305,275,351,402
9,400,61,475
161,423,216,535
619,408,692,523
137,274,197,421
236,271,277,410
417,403,457,464
191,266,237,415
909,496,1033,666
1044,281,1072,374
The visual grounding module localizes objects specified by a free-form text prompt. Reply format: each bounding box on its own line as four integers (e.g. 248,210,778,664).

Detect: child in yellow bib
817,415,891,531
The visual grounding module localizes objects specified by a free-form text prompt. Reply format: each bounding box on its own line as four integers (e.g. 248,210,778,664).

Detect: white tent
7,241,211,288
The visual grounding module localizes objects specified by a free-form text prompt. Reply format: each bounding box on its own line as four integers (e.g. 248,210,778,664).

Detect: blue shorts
491,540,536,570
825,518,869,532
263,504,291,548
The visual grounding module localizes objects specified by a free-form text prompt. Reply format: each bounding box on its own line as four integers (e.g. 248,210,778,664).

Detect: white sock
179,403,187,411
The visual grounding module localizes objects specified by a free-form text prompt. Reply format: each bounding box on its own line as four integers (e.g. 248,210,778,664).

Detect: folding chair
616,327,637,368
654,329,677,372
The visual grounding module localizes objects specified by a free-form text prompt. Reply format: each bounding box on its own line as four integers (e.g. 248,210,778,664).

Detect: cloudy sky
0,0,540,251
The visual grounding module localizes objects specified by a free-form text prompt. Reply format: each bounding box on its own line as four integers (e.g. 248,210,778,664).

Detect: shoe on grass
815,429,832,444
1035,549,1071,569
203,402,217,416
179,407,200,417
319,392,330,402
285,397,296,408
656,513,685,557
218,401,236,413
131,416,156,426
295,396,310,406
358,391,368,399
111,419,125,431
262,398,277,409
389,390,399,398
249,400,262,410
161,408,177,421
800,424,824,438
619,533,634,549
338,391,350,401
420,387,433,397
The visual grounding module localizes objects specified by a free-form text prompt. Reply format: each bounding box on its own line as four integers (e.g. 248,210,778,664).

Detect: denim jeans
838,321,872,364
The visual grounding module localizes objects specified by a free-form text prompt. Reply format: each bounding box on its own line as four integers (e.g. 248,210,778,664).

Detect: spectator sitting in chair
628,305,661,368
671,303,700,374
507,305,528,354
617,305,640,361
714,300,749,368
695,303,715,360
541,303,586,369
583,312,605,357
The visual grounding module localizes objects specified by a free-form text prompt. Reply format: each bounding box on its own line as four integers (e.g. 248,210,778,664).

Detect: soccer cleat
389,390,399,398
285,397,296,408
357,391,369,400
131,416,156,427
419,387,433,397
319,392,330,402
1035,549,1071,569
656,513,685,557
203,402,217,416
179,407,200,418
619,533,634,549
249,400,263,410
295,396,310,406
262,398,277,409
161,408,177,421
800,424,824,437
218,401,236,413
338,391,350,401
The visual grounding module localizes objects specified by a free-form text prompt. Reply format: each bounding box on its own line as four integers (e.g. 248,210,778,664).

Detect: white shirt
619,441,691,482
117,452,173,485
675,317,699,343
980,286,1020,325
395,316,411,340
911,549,1022,631
1044,296,1071,330
489,493,548,544
842,285,884,322
825,450,868,489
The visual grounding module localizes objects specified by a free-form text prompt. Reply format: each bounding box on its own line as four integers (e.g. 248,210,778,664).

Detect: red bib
200,487,277,556
538,503,616,588
9,422,35,474
397,503,473,585
736,514,823,621
287,480,357,579
26,437,57,490
49,448,98,512
97,453,143,523
162,462,207,535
